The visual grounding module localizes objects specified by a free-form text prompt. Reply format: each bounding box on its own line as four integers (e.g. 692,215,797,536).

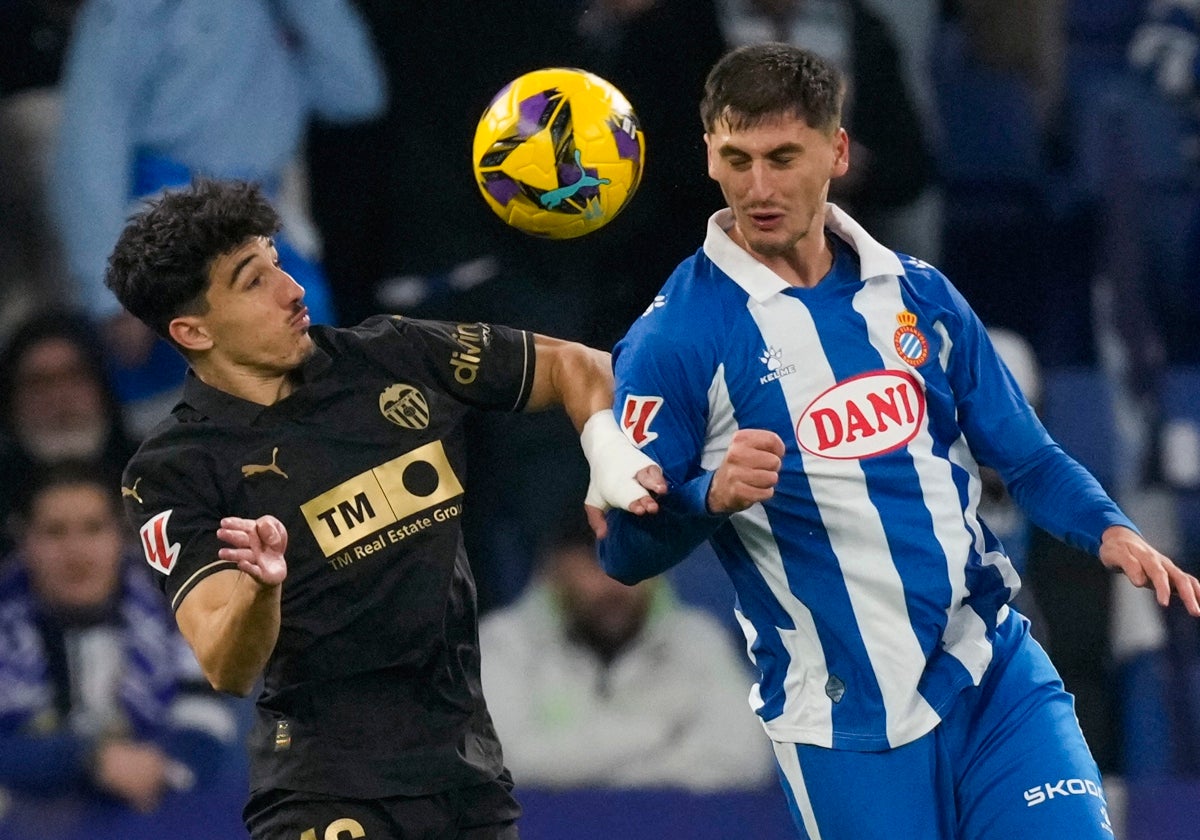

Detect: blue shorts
772,612,1113,839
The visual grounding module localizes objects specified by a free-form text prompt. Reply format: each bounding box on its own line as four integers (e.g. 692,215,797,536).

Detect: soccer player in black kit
105,179,666,840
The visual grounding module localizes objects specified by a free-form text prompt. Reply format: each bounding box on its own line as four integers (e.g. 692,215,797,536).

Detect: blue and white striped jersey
602,205,1134,751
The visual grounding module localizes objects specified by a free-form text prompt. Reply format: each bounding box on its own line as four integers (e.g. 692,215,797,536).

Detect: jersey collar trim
703,203,905,303
179,344,333,425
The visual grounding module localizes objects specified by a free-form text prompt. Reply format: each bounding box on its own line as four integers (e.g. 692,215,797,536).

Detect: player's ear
704,133,718,181
831,127,850,178
169,315,214,352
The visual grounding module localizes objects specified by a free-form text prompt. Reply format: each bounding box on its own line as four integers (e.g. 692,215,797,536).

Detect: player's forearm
526,335,614,430
178,571,281,696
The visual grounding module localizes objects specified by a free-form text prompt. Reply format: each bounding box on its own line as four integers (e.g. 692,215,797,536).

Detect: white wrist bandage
580,409,658,511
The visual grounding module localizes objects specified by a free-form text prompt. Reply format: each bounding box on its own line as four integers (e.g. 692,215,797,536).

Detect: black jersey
121,316,535,798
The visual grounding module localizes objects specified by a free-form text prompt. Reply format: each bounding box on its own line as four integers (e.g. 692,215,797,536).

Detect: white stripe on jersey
747,292,939,747
707,362,834,735
731,502,835,741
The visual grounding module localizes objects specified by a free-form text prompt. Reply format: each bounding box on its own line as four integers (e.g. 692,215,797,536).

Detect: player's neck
735,226,833,289
194,362,297,406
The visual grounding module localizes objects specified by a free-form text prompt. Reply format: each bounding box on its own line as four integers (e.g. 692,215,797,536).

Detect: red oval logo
795,370,925,460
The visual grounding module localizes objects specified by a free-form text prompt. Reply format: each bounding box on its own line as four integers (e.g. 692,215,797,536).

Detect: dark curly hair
700,42,845,135
104,178,281,342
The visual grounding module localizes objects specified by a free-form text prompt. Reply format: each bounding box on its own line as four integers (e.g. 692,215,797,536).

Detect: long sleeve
936,279,1137,555
600,472,727,585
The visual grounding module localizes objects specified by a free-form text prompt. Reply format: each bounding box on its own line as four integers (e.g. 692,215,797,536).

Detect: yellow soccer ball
472,67,645,239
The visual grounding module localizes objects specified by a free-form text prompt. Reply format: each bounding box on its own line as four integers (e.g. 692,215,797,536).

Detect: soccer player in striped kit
595,42,1200,839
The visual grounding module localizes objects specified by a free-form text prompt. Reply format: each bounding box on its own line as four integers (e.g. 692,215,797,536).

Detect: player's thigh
952,625,1114,838
244,789,396,840
245,774,520,840
772,734,955,840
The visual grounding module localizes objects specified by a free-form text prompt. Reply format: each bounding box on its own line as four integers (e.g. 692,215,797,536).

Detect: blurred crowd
1,0,1199,837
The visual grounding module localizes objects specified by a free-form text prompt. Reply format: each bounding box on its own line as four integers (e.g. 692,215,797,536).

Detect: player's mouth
290,307,310,330
746,209,785,230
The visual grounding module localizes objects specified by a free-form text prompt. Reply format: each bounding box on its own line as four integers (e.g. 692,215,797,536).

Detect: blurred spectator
0,2,83,338
50,0,386,434
0,308,138,557
1127,0,1200,365
717,0,938,258
480,513,775,792
0,460,241,834
952,0,1067,121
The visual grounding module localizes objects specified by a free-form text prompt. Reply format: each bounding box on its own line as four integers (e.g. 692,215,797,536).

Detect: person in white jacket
479,513,775,792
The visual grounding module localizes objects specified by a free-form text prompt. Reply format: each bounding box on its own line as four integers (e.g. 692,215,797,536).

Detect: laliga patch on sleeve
140,510,181,575
621,395,663,448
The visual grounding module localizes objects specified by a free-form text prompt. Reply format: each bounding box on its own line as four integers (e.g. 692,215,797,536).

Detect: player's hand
1099,525,1200,616
581,409,667,520
586,463,666,539
217,515,289,587
707,429,785,514
91,738,174,813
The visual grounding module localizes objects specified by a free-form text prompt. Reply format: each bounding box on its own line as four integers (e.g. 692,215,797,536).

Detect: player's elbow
599,551,653,586
203,663,260,697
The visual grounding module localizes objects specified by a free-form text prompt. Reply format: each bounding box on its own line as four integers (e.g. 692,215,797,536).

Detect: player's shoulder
122,409,231,501
620,252,730,348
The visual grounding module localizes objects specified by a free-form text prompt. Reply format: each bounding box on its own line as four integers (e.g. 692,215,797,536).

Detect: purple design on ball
485,176,521,207
611,120,642,166
517,90,555,137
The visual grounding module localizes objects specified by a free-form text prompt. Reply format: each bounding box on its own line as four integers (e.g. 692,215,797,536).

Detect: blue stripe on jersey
795,245,961,738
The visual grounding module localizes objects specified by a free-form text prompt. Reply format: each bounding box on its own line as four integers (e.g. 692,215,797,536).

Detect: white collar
702,203,905,304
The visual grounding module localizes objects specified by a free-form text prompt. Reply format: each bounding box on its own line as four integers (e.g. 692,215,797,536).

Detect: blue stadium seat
930,22,1045,190
1161,366,1200,562
1040,366,1120,493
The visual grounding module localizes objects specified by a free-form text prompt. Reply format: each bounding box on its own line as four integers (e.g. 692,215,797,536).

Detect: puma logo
121,478,144,504
242,447,288,479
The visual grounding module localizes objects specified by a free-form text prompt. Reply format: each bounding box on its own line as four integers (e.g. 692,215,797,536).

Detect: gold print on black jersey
242,446,289,479
450,322,492,384
299,818,366,840
379,383,429,430
121,478,144,504
299,440,464,556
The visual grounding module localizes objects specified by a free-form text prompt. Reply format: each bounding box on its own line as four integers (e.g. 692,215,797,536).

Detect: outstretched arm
525,334,666,516
174,516,288,696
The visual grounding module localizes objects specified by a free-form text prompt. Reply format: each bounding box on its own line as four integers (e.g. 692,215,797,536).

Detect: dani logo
795,370,925,460
140,510,181,575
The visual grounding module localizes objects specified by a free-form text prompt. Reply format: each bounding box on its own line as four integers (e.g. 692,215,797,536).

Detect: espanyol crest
893,311,929,367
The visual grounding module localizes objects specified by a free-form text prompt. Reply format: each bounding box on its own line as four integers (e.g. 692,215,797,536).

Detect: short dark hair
105,178,281,340
11,458,122,523
700,42,845,134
